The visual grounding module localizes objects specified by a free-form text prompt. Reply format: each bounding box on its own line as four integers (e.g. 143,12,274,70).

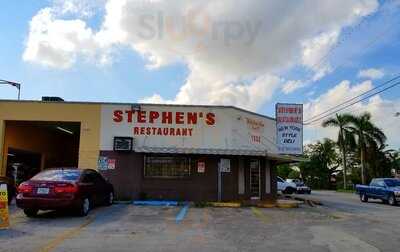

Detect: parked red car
16,168,114,217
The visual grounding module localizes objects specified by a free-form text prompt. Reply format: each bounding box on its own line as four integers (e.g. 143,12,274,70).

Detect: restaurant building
0,100,302,202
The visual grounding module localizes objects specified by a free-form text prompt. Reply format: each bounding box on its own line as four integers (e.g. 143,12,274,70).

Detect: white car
286,179,311,194
277,176,297,194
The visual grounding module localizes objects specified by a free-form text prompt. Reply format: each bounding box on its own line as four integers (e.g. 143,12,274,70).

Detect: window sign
98,156,108,171
197,161,205,173
108,159,116,170
220,159,231,173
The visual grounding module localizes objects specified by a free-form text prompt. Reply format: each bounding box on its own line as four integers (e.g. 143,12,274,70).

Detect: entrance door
249,160,261,199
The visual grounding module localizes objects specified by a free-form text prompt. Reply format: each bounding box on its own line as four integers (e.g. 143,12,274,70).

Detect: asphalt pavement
297,190,400,222
1,192,400,252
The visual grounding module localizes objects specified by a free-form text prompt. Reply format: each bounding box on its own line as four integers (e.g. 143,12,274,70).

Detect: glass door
250,160,261,199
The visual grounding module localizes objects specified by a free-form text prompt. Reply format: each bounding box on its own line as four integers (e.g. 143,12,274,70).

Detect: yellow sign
0,184,9,229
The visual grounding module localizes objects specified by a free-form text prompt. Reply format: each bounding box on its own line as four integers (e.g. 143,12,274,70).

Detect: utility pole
0,79,21,100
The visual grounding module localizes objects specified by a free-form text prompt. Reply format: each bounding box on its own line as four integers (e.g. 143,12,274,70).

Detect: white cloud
23,0,379,110
23,8,110,69
282,80,306,94
304,80,400,147
141,73,282,111
358,68,385,79
301,30,340,81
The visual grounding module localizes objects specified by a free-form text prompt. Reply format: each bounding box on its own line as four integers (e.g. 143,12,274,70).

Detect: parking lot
1,191,400,252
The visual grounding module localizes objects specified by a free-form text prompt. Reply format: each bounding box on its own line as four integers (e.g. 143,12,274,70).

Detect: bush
288,170,300,179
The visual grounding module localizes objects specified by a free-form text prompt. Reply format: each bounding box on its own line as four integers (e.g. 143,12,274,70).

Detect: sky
0,0,399,148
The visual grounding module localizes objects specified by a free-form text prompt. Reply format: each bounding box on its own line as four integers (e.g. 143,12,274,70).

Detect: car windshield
31,170,81,182
384,179,400,187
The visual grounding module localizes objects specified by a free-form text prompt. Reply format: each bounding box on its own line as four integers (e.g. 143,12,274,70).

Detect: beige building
1,99,301,201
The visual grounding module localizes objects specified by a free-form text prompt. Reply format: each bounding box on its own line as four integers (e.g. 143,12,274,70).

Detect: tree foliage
322,113,353,189
347,112,387,184
277,164,294,178
301,112,399,190
299,138,340,189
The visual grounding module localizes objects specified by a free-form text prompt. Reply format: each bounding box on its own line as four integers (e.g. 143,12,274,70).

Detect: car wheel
24,209,38,217
360,193,368,202
78,197,91,216
284,187,295,195
105,191,114,206
388,194,397,206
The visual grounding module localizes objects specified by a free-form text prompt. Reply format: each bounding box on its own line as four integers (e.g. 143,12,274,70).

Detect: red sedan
16,168,114,217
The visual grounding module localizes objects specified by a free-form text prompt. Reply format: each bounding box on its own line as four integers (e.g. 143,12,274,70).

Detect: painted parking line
251,207,269,223
176,204,189,224
38,216,94,252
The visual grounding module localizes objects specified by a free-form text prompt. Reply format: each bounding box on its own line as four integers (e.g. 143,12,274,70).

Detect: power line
303,74,400,123
304,3,391,83
304,80,400,126
306,7,380,75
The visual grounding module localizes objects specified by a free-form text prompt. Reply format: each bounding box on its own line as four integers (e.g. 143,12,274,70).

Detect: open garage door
3,121,80,184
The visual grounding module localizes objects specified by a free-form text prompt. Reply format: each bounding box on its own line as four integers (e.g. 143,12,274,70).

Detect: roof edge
0,99,276,121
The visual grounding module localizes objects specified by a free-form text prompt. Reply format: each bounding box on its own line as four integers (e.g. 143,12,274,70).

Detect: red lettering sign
133,127,194,137
206,113,215,125
114,109,216,137
113,110,216,126
113,110,123,122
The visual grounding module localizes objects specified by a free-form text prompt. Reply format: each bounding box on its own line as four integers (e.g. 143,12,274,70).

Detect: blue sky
0,1,187,103
0,0,399,146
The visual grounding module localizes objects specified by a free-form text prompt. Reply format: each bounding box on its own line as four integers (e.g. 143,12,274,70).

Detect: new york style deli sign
112,109,216,137
276,103,303,155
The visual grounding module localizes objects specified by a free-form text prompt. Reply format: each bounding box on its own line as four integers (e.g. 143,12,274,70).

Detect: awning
134,146,267,156
134,146,305,163
266,153,307,164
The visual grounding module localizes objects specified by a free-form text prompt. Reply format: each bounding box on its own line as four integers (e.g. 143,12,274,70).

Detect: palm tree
322,113,353,189
348,112,386,184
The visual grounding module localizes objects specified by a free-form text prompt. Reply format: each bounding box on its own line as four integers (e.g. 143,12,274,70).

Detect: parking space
0,203,331,252
2,198,400,252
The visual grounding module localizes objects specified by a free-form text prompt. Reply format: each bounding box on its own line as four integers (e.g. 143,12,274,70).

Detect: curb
276,199,302,208
207,202,242,208
256,202,277,208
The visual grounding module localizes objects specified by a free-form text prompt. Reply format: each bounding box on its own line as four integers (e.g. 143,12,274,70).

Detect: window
144,156,191,178
384,179,400,187
376,180,386,187
32,169,81,182
370,179,378,187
